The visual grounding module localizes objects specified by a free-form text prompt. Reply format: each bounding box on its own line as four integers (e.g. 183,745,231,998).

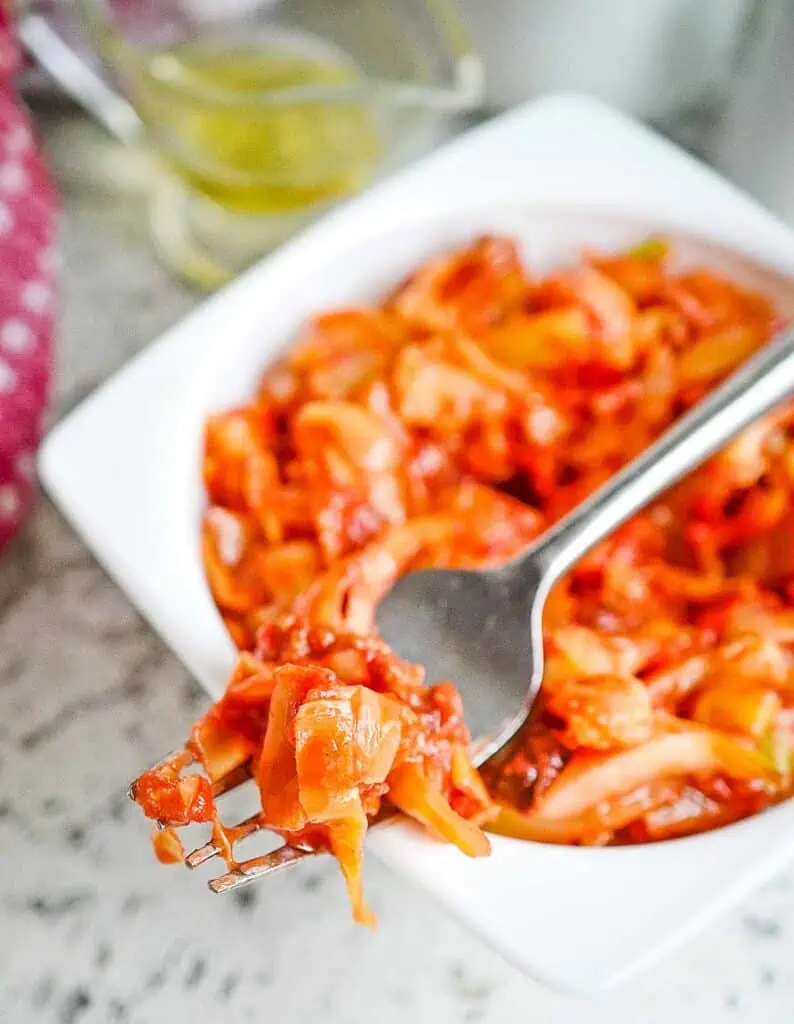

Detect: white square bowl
39,94,794,995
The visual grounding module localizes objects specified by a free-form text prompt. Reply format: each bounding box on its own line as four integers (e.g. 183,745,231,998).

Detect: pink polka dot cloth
0,5,57,551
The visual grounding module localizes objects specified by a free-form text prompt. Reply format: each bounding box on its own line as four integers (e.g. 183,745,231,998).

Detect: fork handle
521,327,794,586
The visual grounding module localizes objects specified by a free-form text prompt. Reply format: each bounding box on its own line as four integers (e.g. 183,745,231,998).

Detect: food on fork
133,235,794,920
134,620,491,924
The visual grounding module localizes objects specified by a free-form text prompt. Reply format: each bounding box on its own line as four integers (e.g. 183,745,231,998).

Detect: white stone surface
1,105,794,1024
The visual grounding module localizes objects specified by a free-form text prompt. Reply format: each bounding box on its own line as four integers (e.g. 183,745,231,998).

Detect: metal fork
144,327,794,893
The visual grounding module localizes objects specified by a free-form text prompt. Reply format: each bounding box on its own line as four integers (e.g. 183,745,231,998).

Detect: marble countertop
2,102,794,1024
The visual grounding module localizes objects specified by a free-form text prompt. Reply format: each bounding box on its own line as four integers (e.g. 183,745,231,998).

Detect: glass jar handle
17,7,141,142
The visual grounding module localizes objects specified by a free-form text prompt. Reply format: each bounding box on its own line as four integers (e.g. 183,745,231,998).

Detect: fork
147,327,794,893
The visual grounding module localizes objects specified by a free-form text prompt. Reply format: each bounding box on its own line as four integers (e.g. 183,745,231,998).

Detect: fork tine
208,845,317,893
127,747,197,803
210,761,252,797
155,747,195,772
132,748,318,891
184,812,262,869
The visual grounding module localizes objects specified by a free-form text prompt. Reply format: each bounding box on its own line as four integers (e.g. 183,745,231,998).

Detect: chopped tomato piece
133,768,215,826
692,686,781,739
151,826,185,865
545,674,654,751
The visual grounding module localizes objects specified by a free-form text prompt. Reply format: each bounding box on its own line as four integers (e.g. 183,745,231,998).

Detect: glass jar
26,0,483,288
713,0,794,222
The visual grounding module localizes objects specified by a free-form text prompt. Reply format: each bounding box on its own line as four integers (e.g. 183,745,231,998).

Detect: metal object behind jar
459,0,745,120
714,0,794,222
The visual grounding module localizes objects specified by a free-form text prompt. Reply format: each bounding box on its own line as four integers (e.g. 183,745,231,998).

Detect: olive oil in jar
125,31,382,215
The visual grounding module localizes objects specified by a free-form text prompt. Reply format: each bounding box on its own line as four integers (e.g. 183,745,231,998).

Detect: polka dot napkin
0,5,57,550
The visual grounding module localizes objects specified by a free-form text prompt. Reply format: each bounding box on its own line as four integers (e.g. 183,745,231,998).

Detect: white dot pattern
21,280,50,315
38,245,60,275
0,318,33,354
0,161,26,195
0,358,16,393
0,485,19,518
0,20,57,549
15,452,35,480
5,123,30,156
0,199,13,236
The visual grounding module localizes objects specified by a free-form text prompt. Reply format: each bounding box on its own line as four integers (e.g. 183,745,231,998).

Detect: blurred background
12,0,786,288
4,3,794,1023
